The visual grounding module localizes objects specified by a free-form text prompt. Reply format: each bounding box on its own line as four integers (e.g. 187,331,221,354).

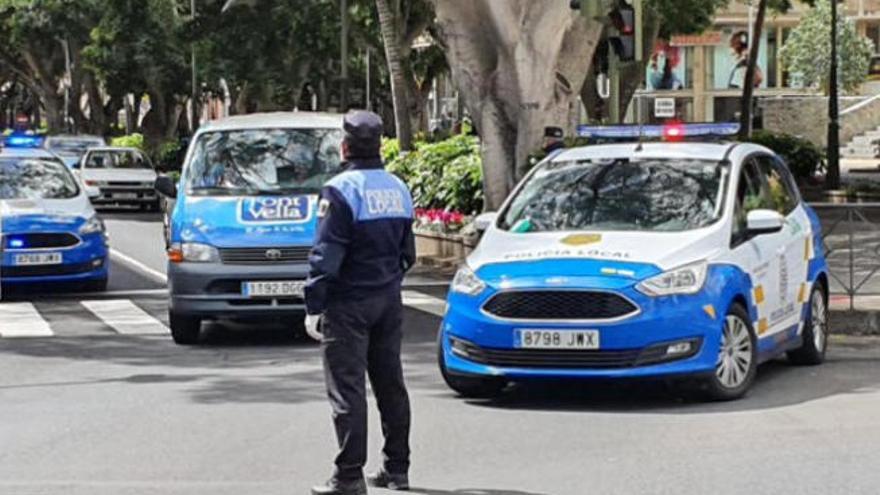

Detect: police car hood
0,197,93,232
469,227,724,277
177,195,319,248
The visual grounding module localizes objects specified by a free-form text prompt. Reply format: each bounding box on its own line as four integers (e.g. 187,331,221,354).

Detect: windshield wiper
251,187,318,195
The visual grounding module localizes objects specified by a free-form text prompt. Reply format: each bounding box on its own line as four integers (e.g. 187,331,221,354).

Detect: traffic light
608,2,636,62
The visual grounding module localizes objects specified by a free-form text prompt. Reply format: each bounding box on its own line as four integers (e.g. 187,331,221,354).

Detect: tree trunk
739,0,767,140
433,1,601,209
376,0,414,151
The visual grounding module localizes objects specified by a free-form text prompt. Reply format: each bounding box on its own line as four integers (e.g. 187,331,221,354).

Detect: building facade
635,0,880,124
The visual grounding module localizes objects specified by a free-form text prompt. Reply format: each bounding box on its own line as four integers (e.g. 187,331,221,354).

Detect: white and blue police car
0,147,109,292
155,112,344,344
439,129,829,401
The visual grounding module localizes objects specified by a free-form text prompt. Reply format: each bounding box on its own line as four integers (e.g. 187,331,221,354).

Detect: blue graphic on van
239,196,313,223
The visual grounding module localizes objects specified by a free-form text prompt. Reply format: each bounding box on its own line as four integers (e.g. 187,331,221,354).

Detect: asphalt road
2,211,880,494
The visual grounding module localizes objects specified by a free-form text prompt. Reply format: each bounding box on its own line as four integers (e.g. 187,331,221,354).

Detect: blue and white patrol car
0,148,109,292
439,137,829,401
155,112,344,344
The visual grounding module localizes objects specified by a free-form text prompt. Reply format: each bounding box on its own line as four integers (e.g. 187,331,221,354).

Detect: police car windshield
499,158,729,233
0,158,79,200
185,128,343,196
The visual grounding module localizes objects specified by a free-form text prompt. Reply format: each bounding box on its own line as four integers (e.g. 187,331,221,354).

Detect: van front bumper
168,261,309,319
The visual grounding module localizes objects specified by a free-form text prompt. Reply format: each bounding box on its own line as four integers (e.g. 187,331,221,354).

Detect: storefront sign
654,98,676,118
671,32,723,47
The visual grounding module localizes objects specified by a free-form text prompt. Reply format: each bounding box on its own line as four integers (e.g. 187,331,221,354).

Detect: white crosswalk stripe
0,302,54,338
80,299,170,335
402,290,447,317
0,291,445,339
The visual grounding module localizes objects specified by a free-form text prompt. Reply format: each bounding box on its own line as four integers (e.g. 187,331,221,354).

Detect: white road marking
81,299,169,335
402,290,447,317
110,249,167,283
0,302,53,338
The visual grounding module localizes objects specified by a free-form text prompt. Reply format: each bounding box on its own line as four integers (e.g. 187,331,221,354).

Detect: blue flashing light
576,123,740,140
4,134,44,148
9,238,24,248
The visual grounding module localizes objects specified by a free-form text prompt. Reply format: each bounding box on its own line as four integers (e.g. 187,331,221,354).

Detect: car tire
170,312,201,345
702,303,758,401
437,330,506,399
82,277,108,293
787,283,828,366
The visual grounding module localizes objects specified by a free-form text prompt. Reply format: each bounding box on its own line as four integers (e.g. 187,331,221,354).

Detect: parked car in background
43,135,106,168
0,147,109,292
76,147,159,211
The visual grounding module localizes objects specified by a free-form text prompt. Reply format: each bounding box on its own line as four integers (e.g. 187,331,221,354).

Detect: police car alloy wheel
169,312,202,345
787,284,828,365
704,304,757,401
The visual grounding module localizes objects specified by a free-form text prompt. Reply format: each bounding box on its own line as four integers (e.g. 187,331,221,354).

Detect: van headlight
170,242,220,263
451,264,486,296
79,215,105,235
636,261,708,297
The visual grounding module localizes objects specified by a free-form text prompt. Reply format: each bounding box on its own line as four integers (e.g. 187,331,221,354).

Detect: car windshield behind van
184,128,344,196
499,158,730,233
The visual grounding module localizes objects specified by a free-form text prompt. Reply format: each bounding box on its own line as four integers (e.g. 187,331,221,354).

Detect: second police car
0,147,109,292
155,112,343,344
439,129,829,401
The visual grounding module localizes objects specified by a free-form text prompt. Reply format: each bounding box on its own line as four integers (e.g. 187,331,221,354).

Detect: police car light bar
576,123,740,141
4,134,44,148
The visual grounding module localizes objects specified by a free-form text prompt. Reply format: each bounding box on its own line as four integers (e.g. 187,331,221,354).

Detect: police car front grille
482,290,638,321
451,339,642,369
218,247,311,265
3,233,80,249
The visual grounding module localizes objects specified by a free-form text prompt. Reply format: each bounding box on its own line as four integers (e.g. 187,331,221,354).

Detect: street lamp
827,0,841,190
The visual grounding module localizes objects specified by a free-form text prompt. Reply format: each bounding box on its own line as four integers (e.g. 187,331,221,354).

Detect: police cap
544,126,564,139
343,110,383,159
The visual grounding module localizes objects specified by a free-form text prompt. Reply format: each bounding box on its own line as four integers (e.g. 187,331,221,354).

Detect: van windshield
184,128,343,196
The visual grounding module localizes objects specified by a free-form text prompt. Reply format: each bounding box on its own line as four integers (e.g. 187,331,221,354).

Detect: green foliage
749,130,827,181
386,134,483,214
110,133,145,151
780,0,873,94
647,0,728,36
155,140,184,171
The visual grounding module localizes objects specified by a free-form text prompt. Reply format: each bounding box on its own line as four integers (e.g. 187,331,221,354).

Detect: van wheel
437,330,506,399
701,303,757,401
788,284,828,365
170,312,201,345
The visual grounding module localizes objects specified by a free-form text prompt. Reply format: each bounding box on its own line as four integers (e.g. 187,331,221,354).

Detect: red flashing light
663,123,685,142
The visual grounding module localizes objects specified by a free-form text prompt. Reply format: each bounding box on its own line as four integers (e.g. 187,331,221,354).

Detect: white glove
304,314,324,342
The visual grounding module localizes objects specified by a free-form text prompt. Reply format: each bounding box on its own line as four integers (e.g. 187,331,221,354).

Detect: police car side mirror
474,212,498,233
154,175,177,198
746,209,784,236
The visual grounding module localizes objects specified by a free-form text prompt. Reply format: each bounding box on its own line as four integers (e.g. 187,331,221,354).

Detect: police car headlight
177,242,220,263
79,215,105,235
636,261,708,297
451,264,486,296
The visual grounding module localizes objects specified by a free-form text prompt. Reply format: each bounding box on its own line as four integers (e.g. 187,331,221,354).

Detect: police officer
542,126,566,157
305,110,415,495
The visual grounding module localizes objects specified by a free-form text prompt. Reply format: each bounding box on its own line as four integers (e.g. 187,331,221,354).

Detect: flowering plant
414,208,468,233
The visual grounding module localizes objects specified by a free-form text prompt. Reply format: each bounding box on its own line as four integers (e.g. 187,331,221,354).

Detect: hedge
749,130,826,182
385,134,483,215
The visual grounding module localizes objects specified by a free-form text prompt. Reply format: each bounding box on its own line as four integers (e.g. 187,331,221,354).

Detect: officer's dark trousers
322,288,411,481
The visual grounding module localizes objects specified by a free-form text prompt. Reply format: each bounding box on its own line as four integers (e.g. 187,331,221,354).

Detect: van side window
755,155,798,216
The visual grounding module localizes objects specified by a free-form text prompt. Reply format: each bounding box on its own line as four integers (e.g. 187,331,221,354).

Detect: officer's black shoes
311,477,367,495
366,470,410,491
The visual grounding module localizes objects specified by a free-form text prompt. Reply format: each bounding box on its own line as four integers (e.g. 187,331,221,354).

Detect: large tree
432,1,601,209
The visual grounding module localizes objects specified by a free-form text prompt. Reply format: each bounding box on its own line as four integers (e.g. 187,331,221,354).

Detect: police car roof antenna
634,91,645,153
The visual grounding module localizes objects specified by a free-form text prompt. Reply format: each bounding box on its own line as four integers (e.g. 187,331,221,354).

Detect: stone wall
760,95,880,147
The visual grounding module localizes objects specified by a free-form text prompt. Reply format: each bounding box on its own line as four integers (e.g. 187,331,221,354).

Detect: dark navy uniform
305,111,415,493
